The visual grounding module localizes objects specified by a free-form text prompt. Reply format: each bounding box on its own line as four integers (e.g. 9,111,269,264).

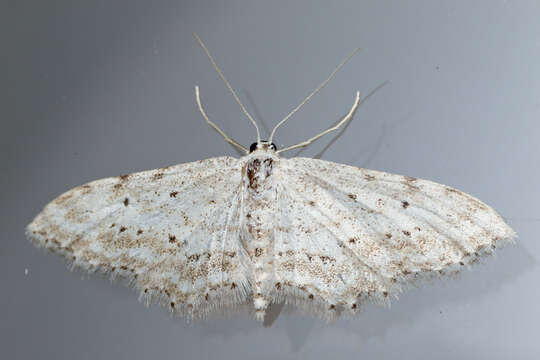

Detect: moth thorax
246,158,275,192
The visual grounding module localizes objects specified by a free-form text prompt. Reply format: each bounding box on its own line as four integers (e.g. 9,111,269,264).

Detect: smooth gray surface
2,1,539,359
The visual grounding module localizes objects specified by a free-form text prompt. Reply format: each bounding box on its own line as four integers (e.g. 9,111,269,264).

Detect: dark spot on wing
329,304,335,310
402,230,411,237
308,294,314,300
119,226,127,233
445,186,460,194
401,201,409,209
119,174,130,181
275,282,282,290
309,200,316,206
319,255,334,264
254,248,263,257
55,192,74,205
153,172,164,180
385,233,392,239
403,176,420,190
168,234,176,243
404,176,417,182
348,194,357,200
123,198,129,206
137,229,143,235
170,302,175,308
349,237,357,244
364,174,376,181
351,304,357,309
169,191,178,198
231,282,237,289
188,254,200,262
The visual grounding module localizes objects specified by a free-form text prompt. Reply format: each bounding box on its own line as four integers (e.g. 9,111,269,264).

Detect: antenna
193,33,261,143
277,91,360,154
269,48,360,143
195,86,248,153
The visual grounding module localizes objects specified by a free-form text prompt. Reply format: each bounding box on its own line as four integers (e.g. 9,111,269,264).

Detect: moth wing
274,157,515,317
26,156,250,318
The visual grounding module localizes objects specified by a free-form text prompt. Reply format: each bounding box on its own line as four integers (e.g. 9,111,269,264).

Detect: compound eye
249,142,258,153
270,143,277,151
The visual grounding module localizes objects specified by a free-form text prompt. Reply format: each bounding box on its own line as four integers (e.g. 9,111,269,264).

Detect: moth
27,35,515,323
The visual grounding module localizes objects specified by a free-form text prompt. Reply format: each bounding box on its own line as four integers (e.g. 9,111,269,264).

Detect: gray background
2,1,539,359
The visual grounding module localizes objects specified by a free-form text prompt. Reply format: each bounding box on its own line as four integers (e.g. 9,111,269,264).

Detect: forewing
277,157,515,315
26,156,250,318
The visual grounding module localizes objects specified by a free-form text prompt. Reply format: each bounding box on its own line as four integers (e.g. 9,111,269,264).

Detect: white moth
27,35,516,323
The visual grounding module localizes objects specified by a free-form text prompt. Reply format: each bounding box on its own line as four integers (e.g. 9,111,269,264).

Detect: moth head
249,141,277,153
